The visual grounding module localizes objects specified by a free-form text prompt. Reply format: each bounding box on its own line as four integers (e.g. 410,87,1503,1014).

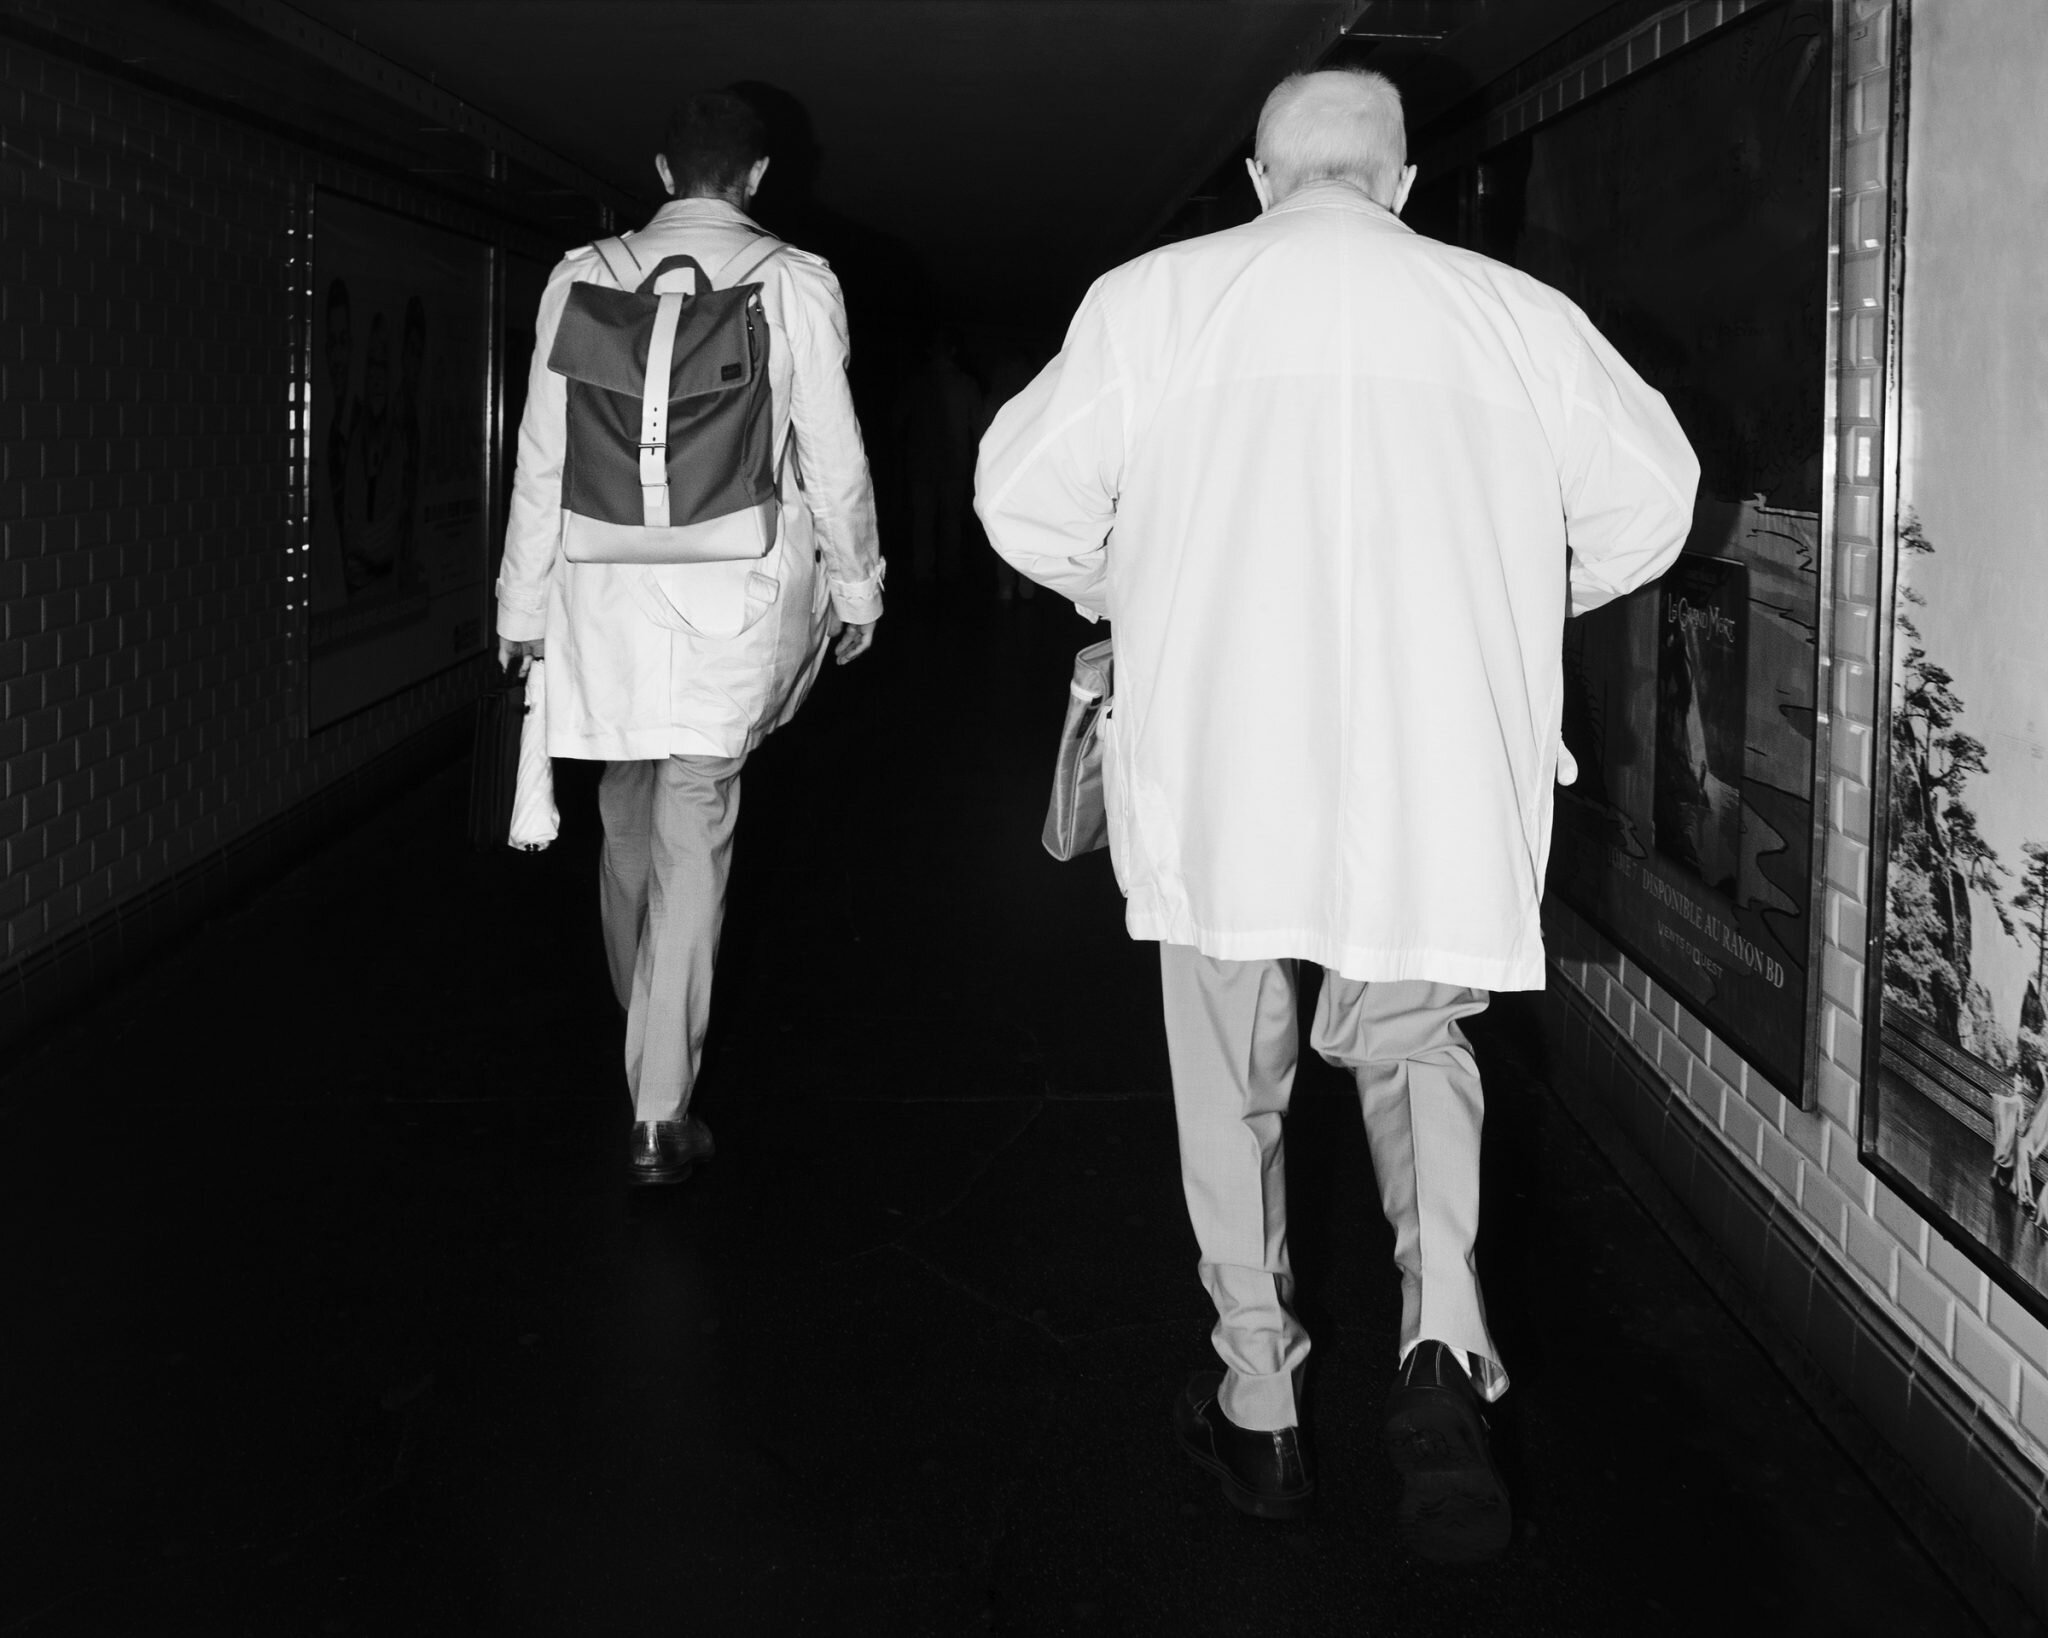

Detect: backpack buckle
639,440,669,526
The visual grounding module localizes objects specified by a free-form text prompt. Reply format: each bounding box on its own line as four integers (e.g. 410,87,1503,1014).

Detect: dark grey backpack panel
547,242,780,540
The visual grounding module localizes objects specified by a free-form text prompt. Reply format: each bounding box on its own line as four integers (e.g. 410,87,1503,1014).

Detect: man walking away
974,69,1695,1561
497,90,886,1186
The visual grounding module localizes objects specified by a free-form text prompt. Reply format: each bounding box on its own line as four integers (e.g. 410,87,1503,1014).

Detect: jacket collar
646,195,761,232
1268,179,1410,231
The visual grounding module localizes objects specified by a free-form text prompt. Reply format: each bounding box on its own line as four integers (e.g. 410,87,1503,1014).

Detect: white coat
975,182,1698,991
497,198,885,761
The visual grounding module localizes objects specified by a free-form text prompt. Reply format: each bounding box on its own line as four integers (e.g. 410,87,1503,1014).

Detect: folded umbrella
509,658,559,852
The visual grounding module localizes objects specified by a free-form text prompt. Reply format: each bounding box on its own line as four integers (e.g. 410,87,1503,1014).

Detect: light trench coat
497,198,885,760
976,183,1698,991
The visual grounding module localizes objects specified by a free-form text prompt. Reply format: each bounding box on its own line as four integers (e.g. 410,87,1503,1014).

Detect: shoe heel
628,1159,697,1188
1220,1473,1312,1520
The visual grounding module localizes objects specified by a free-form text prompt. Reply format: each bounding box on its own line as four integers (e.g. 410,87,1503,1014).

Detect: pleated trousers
597,754,746,1123
1160,944,1507,1432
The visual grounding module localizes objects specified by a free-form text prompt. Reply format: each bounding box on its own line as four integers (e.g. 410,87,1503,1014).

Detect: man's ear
746,155,772,202
1392,163,1418,216
655,153,677,197
1246,156,1274,215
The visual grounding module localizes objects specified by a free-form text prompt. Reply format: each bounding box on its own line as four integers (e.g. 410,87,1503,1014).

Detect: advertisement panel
1485,0,1834,1097
309,191,492,728
1865,0,2048,1318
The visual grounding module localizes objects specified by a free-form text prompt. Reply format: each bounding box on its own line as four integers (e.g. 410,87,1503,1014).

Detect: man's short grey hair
1254,69,1407,201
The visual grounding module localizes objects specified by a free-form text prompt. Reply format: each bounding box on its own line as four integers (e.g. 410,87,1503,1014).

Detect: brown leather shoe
1383,1340,1512,1563
628,1116,715,1186
1174,1371,1313,1520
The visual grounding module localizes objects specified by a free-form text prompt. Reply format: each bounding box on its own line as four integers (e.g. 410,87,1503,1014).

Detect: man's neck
1275,177,1384,209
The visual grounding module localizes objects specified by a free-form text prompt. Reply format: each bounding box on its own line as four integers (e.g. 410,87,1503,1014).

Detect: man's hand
834,621,876,666
497,636,545,676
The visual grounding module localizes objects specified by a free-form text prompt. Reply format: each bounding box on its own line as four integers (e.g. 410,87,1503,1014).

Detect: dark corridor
2,596,1981,1636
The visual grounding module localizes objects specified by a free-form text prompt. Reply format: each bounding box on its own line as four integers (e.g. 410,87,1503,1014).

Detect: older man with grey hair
977,69,1696,1558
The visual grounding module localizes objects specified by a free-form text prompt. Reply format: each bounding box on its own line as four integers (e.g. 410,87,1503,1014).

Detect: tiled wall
1544,0,2048,1501
0,29,538,996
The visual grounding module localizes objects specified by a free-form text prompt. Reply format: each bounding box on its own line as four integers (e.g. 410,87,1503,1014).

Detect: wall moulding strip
1484,0,1765,147
0,0,619,243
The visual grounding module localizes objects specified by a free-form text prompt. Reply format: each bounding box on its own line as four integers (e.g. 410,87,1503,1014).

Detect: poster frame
1853,0,2048,1327
1490,0,1844,1107
302,185,499,735
288,179,314,740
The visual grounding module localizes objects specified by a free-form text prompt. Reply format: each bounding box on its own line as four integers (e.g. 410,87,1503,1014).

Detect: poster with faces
308,191,491,729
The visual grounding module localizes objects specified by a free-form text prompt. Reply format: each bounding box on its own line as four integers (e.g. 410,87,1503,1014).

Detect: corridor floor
3,596,1983,1636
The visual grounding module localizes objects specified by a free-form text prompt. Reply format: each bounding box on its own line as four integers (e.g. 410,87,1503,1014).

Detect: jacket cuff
829,558,886,625
496,576,549,642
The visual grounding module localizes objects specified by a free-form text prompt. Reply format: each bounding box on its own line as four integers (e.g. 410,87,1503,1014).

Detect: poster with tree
1865,0,2048,1316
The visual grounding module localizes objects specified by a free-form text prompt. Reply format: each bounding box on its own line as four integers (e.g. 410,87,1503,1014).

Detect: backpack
547,231,787,565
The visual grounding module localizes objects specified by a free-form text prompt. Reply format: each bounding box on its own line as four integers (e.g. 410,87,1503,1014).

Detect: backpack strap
716,234,787,289
638,289,686,527
716,234,793,500
589,235,643,285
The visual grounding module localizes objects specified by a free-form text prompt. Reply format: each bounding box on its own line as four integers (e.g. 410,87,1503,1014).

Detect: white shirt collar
648,195,760,230
1268,180,1408,229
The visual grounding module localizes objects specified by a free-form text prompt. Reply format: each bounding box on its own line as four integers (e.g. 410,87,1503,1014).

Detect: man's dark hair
661,91,769,197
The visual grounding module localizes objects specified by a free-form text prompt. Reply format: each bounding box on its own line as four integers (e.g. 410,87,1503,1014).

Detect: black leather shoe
628,1116,715,1187
1174,1371,1313,1520
1383,1340,1512,1564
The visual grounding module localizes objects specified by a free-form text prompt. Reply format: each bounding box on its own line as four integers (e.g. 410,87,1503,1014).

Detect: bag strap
590,228,779,289
718,232,792,494
716,233,787,290
590,235,643,285
638,291,685,526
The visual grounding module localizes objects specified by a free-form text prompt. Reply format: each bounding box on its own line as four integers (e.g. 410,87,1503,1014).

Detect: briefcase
1043,638,1114,861
466,662,528,851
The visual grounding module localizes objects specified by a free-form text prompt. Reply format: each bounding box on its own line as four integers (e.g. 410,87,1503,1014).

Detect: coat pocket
628,558,782,639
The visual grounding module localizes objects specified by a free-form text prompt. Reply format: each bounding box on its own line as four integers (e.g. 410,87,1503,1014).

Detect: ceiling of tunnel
277,1,1359,320
251,0,1624,322
4,0,1640,322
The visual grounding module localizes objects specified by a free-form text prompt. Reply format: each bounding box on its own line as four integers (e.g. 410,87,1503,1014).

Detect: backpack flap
547,281,757,408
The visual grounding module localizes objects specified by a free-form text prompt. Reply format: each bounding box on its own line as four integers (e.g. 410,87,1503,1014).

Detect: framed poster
308,191,493,729
1863,0,2048,1319
1483,0,1835,1100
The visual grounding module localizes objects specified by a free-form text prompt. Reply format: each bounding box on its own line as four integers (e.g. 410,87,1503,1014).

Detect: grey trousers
598,754,746,1123
1160,944,1506,1432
